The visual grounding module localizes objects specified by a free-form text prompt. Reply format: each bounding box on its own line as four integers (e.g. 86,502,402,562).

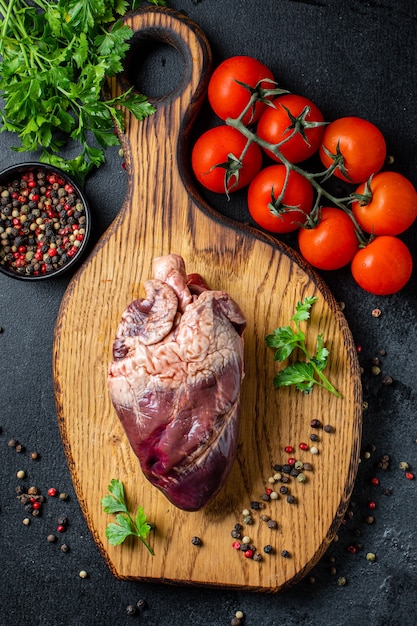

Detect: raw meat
108,254,246,511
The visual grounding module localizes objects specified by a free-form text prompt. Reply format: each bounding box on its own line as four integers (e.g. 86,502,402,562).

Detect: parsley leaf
266,296,342,398
0,0,166,185
101,479,154,555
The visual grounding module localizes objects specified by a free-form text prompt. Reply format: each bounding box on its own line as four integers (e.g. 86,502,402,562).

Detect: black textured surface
1,1,417,625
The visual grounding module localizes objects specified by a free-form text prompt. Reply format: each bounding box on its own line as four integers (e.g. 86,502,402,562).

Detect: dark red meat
108,254,246,511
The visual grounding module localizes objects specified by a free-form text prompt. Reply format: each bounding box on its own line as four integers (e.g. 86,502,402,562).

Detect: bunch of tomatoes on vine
191,55,417,296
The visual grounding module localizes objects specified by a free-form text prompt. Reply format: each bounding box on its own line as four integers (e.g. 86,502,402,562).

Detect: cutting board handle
113,7,212,199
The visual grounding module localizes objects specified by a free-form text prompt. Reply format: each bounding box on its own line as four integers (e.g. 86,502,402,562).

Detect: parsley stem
125,510,155,556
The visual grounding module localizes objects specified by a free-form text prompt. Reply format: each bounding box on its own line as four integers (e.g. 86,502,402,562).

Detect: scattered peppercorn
78,570,88,579
323,425,334,433
22,517,30,526
60,544,70,553
337,576,347,586
191,536,202,546
286,495,296,504
136,599,148,611
263,544,273,554
30,451,39,460
126,605,137,616
47,534,57,543
16,470,26,479
281,550,290,558
366,552,376,562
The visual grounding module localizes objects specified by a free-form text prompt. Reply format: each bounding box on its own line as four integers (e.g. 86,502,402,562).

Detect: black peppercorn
126,605,137,616
263,544,273,554
136,599,148,610
191,536,202,546
281,549,290,558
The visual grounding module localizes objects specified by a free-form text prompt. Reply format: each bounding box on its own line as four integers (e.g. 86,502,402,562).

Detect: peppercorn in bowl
0,163,91,280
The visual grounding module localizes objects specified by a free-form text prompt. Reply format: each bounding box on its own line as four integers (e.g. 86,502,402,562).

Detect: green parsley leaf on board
101,478,154,555
0,0,167,185
265,296,342,398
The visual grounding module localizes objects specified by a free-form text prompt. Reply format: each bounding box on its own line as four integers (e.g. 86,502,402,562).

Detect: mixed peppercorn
0,167,88,278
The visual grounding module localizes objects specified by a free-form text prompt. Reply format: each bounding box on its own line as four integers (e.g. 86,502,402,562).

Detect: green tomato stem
226,114,369,245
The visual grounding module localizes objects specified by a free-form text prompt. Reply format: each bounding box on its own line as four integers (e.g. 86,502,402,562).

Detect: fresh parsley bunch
101,478,154,554
266,296,342,398
0,0,166,184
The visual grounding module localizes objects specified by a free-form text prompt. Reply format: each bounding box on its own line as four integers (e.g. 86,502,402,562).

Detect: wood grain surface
53,7,362,591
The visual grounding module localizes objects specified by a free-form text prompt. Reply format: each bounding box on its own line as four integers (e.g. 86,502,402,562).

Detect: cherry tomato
351,171,417,235
319,117,386,184
247,165,314,233
298,207,359,270
207,56,275,125
256,94,325,164
351,236,412,295
191,125,262,194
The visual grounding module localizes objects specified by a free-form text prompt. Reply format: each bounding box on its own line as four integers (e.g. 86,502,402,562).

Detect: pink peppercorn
368,501,376,509
244,549,254,559
405,472,414,480
299,443,309,451
285,446,294,453
48,487,58,497
232,541,241,550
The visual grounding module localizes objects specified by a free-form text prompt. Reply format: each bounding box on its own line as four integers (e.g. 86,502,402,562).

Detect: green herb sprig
101,478,154,555
0,0,166,185
266,296,342,398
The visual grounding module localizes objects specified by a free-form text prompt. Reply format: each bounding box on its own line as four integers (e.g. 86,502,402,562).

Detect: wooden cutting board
53,6,362,592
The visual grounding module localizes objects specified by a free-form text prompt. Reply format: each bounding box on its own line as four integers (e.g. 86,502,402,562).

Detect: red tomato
298,207,359,270
208,56,275,125
191,125,262,194
351,236,412,295
319,117,386,184
247,165,314,233
351,171,417,235
256,94,325,164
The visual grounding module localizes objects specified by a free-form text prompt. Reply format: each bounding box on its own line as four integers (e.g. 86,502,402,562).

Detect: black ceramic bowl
0,162,91,280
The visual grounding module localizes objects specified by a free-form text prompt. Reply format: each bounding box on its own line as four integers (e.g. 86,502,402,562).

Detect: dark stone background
1,1,417,624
